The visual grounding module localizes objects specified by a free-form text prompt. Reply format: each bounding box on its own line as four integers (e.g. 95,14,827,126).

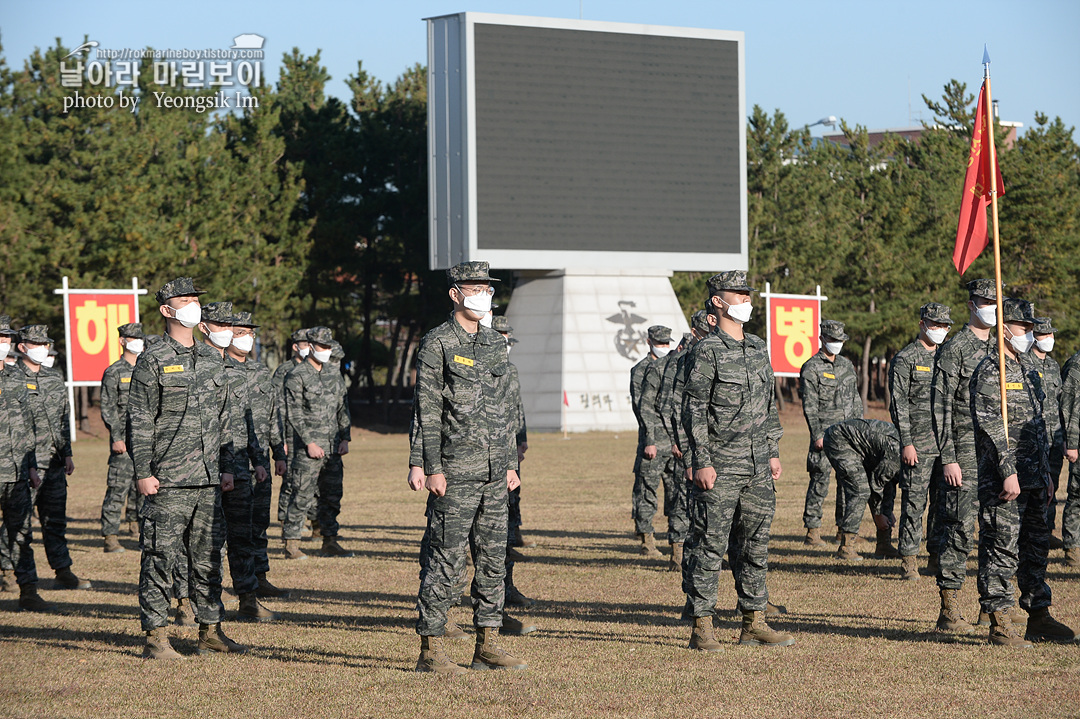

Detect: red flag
953,80,1005,275
563,390,569,406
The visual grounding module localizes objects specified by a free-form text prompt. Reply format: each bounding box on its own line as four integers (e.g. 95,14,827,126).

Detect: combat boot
255,573,290,599
103,535,125,553
470,626,527,670
126,519,139,537
874,529,900,559
988,610,1033,648
765,601,785,616
197,623,248,655
836,532,863,562
505,585,534,609
1065,547,1080,568
416,635,467,675
501,612,537,636
443,621,468,639
17,583,56,613
54,567,91,590
0,570,16,593
506,546,529,563
900,555,919,581
688,616,722,652
320,536,354,558
143,626,183,660
1025,607,1077,643
976,607,1024,627
510,529,536,549
803,527,827,547
283,539,308,560
739,610,795,647
301,519,313,538
310,519,322,539
175,597,197,628
667,542,683,572
935,589,975,635
238,592,277,623
926,552,940,575
637,532,663,559
1049,534,1064,550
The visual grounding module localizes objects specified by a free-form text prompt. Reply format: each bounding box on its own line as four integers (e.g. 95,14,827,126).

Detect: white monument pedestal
505,269,692,433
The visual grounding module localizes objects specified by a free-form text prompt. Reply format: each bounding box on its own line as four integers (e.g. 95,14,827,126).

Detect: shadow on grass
0,623,143,653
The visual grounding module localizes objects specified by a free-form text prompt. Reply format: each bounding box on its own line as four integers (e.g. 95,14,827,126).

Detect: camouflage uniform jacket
283,360,350,454
128,334,236,487
825,418,900,515
414,315,517,478
0,364,37,481
888,339,939,455
640,352,678,447
684,329,782,476
101,357,136,444
327,363,352,450
507,362,527,446
1033,353,1062,442
272,356,304,446
1060,351,1080,451
799,349,861,444
932,324,995,466
224,356,286,474
670,345,695,453
14,362,72,459
630,355,657,443
971,352,1049,489
657,347,688,451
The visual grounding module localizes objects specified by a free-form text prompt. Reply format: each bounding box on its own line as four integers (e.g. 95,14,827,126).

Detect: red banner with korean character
66,294,138,382
765,290,823,377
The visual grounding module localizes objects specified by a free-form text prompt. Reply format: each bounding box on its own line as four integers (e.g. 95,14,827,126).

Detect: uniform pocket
159,375,190,414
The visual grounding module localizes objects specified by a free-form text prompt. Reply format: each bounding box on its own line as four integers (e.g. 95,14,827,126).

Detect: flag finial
983,45,991,65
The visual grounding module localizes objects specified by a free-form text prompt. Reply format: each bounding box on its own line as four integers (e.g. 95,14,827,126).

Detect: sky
3,0,1078,136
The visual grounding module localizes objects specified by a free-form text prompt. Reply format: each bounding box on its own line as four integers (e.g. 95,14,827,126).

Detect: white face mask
298,347,310,359
479,312,493,328
973,303,997,327
0,343,9,362
1035,336,1054,353
24,345,50,365
1008,328,1034,354
651,344,671,358
42,356,55,368
924,327,949,345
126,339,145,355
824,341,844,356
458,287,493,316
204,327,234,349
171,302,202,328
232,334,255,353
721,298,753,324
311,347,332,364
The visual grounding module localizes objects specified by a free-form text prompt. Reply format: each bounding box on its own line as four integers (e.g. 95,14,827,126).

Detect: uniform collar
450,313,493,345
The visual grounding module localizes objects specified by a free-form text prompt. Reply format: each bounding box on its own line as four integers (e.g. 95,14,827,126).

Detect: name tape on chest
26,383,36,390
915,365,932,372
453,355,474,367
1005,382,1023,391
162,365,184,374
121,377,132,384
822,372,836,379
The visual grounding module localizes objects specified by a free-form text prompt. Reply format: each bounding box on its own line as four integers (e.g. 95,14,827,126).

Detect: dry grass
2,405,1079,719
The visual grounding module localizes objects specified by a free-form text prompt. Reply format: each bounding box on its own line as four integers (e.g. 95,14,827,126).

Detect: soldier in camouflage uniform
890,303,952,580
273,328,310,524
281,326,351,560
128,278,245,659
972,298,1075,646
650,329,694,572
631,325,674,559
312,338,353,557
823,419,901,562
1060,344,1080,568
14,325,90,590
0,316,51,611
799,320,863,550
412,261,525,674
100,322,146,553
682,271,793,652
930,279,998,634
1030,317,1065,547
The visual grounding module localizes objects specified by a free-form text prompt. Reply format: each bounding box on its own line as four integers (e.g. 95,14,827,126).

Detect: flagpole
983,48,1009,442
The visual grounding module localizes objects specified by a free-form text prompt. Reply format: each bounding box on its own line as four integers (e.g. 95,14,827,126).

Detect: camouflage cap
290,328,310,343
680,332,693,347
328,339,344,361
155,276,206,305
0,315,16,336
690,310,711,335
919,302,954,325
820,319,849,342
1034,317,1058,335
19,324,52,345
447,261,500,285
307,326,333,346
506,337,520,346
966,278,1000,301
648,325,672,344
201,301,234,324
1002,298,1035,324
231,311,259,328
706,270,755,296
117,322,144,339
491,315,513,333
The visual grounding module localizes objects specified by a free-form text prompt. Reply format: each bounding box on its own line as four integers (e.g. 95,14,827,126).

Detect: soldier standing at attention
653,329,694,572
100,323,146,553
972,299,1075,646
682,271,792,651
799,320,862,549
1030,317,1065,547
631,325,673,559
128,278,245,659
890,303,952,580
313,339,353,558
273,328,310,524
413,261,524,674
1058,341,1080,568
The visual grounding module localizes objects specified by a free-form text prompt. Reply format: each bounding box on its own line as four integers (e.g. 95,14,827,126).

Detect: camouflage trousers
30,454,72,571
100,450,140,536
252,471,272,576
666,457,690,544
508,485,522,545
221,471,259,595
935,457,978,590
1061,461,1080,550
416,471,508,636
897,455,943,557
276,457,290,523
978,480,1052,614
281,450,325,541
139,486,225,632
682,469,775,617
803,443,845,530
0,479,37,586
316,454,344,537
826,444,878,534
1045,432,1064,531
632,446,680,536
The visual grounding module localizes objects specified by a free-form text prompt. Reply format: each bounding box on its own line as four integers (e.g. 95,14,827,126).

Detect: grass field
2,405,1079,719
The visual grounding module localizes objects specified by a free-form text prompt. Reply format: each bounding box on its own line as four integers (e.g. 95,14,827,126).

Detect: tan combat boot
804,527,827,547
689,615,722,652
255,573,290,599
874,529,900,559
443,620,468,639
320,536,354,558
238,592,277,623
1025,607,1077,643
765,601,785,616
143,626,183,660
310,519,322,539
836,533,863,562
667,542,683,572
637,532,664,559
900,555,919,581
17,583,56,613
471,626,527,670
976,607,1024,627
125,519,139,536
416,635,467,674
1065,547,1080,568
988,609,1033,648
739,610,795,646
283,539,307,560
935,589,975,635
175,597,197,628
501,612,537,636
103,535,125,554
54,566,91,590
0,570,16,593
197,623,249,655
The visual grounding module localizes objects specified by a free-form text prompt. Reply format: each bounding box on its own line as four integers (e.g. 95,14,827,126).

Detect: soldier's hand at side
813,438,824,451
507,469,520,491
137,476,159,496
29,468,41,489
517,442,528,463
255,465,268,483
111,440,127,455
407,466,425,491
307,442,325,459
694,467,716,491
902,445,918,466
671,444,683,459
425,473,447,497
64,456,75,475
1000,474,1020,501
643,445,657,460
770,457,782,481
943,462,963,488
1067,449,1079,464
872,513,891,532
337,440,349,455
685,466,693,482
221,473,235,492
275,460,287,477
